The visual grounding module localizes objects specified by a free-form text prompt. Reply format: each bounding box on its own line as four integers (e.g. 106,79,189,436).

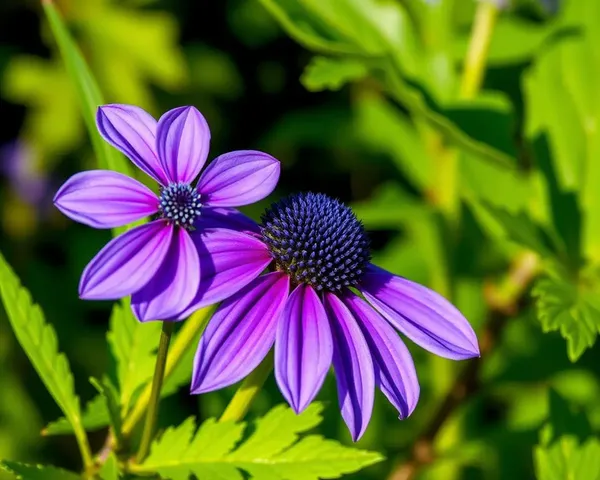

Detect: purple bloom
190,193,479,440
54,104,280,322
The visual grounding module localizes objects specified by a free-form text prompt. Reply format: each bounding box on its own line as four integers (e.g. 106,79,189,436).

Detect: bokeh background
2,0,599,479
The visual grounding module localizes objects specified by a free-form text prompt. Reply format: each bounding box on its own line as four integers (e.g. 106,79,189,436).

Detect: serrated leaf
533,277,600,361
534,436,600,480
0,461,80,480
301,56,368,91
137,403,383,480
107,302,162,412
43,393,109,435
0,252,88,453
99,453,120,480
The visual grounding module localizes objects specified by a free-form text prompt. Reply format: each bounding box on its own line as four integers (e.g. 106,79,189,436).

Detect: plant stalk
135,321,174,463
219,354,274,422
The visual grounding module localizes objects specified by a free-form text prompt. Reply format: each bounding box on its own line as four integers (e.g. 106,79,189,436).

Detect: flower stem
121,307,213,439
135,321,174,464
459,0,500,100
219,354,273,422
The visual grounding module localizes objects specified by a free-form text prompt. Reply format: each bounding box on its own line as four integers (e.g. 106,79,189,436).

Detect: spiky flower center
158,182,202,228
260,192,371,292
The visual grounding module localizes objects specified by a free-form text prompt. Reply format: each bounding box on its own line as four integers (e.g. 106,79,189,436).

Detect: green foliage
0,462,80,480
98,454,120,480
301,56,368,92
533,277,600,361
0,252,87,449
107,302,162,413
534,390,600,480
42,0,133,178
136,403,383,480
43,393,108,436
90,377,123,444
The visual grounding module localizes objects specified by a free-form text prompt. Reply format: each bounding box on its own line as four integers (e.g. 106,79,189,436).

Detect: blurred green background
1,0,600,479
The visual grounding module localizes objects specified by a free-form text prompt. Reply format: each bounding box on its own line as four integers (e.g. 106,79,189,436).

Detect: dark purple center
260,192,371,292
158,182,202,228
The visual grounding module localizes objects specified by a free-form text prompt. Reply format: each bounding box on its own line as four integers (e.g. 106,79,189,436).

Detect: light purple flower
54,104,280,322
190,192,479,440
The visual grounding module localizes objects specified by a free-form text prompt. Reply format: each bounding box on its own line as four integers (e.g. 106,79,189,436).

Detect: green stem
135,322,174,463
121,307,213,438
459,0,500,100
219,354,274,422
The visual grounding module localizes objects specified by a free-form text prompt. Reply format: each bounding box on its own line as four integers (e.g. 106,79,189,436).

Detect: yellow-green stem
219,354,274,422
136,322,174,463
75,426,94,478
121,307,213,438
459,0,500,100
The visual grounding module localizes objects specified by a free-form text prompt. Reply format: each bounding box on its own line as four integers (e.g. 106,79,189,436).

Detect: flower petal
79,220,172,299
131,228,200,322
54,170,158,228
275,284,333,414
156,106,210,184
324,292,374,442
96,104,167,185
191,272,289,394
341,291,419,419
360,264,480,360
171,228,272,320
197,150,280,207
195,206,261,235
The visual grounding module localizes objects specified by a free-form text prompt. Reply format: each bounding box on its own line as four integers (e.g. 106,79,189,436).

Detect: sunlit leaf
533,277,600,361
0,462,80,480
98,453,120,480
43,394,109,436
136,403,383,480
90,377,123,444
0,252,86,445
106,302,161,413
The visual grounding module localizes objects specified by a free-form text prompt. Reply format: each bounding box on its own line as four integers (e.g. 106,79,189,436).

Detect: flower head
190,192,479,440
54,104,280,322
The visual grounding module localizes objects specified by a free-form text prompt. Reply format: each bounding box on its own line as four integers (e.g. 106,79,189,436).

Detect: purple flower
54,104,280,322
190,192,479,440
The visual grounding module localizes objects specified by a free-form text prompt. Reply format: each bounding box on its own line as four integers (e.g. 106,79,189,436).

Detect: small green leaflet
533,277,600,361
43,393,108,435
534,390,600,480
136,403,383,480
90,377,124,445
0,461,80,480
0,252,87,449
99,453,120,480
301,56,369,92
107,302,162,413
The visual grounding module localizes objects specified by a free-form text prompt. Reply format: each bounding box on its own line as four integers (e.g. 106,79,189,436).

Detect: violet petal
53,170,158,229
170,228,272,320
275,284,333,413
79,220,173,300
197,150,280,207
156,106,210,184
131,228,200,322
341,291,419,419
324,292,374,441
195,206,261,235
96,104,168,185
191,272,289,393
360,264,480,360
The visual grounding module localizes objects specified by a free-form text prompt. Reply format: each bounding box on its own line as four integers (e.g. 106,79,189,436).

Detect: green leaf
481,204,557,258
137,403,383,480
533,277,600,361
0,461,80,480
90,377,123,444
107,302,161,412
0,252,87,449
42,0,133,178
43,393,109,436
98,453,120,480
301,56,368,91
